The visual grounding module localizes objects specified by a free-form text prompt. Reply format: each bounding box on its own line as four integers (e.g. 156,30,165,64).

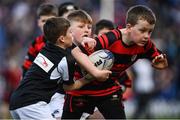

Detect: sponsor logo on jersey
34,53,54,72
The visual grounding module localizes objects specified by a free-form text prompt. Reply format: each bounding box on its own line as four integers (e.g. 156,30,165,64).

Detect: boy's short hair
37,3,58,17
43,17,70,44
67,10,92,24
58,2,79,16
126,5,156,25
95,19,115,35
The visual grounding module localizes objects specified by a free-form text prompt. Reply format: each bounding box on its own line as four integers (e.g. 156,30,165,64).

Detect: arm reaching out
71,47,112,81
152,54,168,69
63,69,110,91
81,37,96,51
63,76,92,91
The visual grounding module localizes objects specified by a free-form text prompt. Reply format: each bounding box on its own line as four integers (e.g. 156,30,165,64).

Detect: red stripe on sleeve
101,34,109,48
147,40,160,58
112,29,119,39
98,36,105,48
116,29,121,38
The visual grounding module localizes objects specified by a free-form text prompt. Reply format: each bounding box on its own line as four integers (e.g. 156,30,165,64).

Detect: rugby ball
89,49,114,70
82,49,114,79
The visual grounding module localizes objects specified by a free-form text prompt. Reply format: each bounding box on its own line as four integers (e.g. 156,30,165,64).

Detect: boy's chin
137,43,146,46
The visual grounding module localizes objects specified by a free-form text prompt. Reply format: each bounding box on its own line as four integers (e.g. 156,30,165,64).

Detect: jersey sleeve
78,28,122,55
118,72,132,88
57,56,75,85
95,28,122,50
142,39,162,60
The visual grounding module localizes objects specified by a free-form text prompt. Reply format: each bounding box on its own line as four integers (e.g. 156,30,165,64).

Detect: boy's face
38,15,56,33
128,19,155,46
70,21,92,45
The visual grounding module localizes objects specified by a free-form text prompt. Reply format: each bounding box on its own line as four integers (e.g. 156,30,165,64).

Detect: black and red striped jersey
118,71,132,88
67,28,161,96
22,35,47,76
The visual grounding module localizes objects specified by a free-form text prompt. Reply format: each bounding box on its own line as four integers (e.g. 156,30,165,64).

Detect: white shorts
10,101,55,120
49,93,65,118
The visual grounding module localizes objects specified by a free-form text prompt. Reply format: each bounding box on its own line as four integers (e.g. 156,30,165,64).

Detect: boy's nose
144,32,149,39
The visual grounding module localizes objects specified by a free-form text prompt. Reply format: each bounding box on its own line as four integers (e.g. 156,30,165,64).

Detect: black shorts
62,90,126,119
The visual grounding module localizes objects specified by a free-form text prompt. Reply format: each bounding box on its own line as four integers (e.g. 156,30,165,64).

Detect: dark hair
126,5,156,25
43,17,70,44
37,3,58,17
94,19,115,35
67,10,92,24
58,2,78,16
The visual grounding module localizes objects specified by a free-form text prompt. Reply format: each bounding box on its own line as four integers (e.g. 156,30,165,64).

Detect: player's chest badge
131,55,137,62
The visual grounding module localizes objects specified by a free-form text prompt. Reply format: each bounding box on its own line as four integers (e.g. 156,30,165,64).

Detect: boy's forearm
71,47,99,77
63,77,91,91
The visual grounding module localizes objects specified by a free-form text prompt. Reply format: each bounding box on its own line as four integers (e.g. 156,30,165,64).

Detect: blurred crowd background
0,0,179,119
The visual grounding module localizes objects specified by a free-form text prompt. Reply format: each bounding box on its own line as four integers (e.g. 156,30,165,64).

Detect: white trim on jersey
58,57,69,81
50,57,69,81
50,68,62,80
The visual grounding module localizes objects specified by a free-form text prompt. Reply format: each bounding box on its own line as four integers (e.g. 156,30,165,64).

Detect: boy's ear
126,23,132,29
58,36,65,43
126,23,132,32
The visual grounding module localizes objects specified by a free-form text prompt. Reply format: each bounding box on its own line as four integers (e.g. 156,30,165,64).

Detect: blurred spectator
132,59,156,118
58,2,78,17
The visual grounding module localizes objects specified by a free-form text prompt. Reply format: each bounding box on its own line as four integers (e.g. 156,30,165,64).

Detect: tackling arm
63,76,92,91
71,47,111,81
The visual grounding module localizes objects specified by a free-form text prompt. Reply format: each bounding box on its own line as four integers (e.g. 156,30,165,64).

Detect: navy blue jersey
10,42,75,110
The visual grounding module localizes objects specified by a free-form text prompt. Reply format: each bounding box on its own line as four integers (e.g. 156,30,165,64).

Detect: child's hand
81,37,96,51
85,69,112,82
94,69,112,82
152,54,168,69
